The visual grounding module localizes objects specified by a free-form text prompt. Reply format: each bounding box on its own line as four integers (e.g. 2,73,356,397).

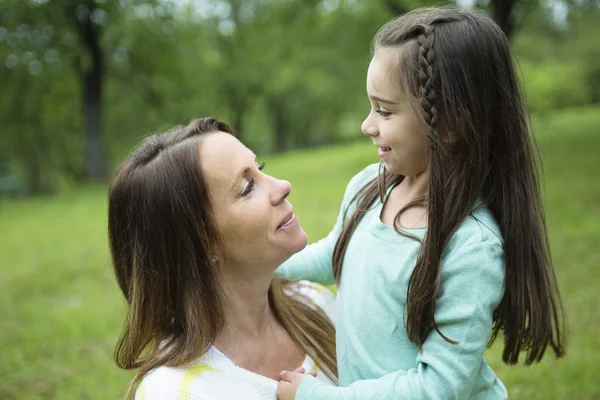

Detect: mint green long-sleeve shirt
277,164,508,399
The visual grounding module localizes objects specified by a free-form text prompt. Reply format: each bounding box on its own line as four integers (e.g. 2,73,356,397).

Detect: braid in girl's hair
416,24,439,150
408,22,456,346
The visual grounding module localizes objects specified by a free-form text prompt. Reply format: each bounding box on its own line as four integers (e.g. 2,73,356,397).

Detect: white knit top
135,281,337,400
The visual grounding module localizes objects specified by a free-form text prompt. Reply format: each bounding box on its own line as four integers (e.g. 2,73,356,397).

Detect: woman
108,117,337,399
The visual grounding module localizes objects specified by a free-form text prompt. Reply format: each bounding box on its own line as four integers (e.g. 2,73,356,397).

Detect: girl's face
362,47,430,177
199,132,308,271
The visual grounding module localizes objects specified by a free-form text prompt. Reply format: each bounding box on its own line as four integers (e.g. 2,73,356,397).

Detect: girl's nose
361,112,379,137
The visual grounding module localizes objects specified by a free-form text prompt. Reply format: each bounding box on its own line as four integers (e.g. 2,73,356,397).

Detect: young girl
277,7,565,400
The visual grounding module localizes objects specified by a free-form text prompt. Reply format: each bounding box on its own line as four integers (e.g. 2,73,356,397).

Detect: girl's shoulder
453,201,504,249
442,202,506,281
284,280,336,324
347,163,380,191
340,163,380,208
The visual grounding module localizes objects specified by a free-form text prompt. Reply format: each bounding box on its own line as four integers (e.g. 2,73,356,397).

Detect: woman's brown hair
333,8,565,365
108,117,336,398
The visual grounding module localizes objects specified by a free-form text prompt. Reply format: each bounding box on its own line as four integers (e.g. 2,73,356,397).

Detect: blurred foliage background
1,0,599,399
1,0,598,193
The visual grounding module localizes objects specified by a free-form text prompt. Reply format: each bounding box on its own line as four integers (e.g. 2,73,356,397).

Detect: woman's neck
212,265,305,378
217,269,278,341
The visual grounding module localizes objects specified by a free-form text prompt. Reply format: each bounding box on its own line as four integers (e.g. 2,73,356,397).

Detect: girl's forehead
367,49,405,100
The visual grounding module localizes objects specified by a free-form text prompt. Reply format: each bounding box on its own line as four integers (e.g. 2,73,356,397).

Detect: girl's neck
398,169,429,200
380,169,430,230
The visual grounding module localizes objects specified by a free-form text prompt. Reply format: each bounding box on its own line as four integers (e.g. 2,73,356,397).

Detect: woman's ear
209,244,225,267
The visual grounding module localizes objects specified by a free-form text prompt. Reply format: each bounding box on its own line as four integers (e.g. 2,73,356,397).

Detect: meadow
1,106,599,399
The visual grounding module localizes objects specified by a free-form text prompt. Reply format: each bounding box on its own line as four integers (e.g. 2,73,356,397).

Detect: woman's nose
361,112,379,137
272,178,292,205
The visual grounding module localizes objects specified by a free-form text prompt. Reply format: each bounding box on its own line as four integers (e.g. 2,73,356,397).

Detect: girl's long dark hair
109,118,336,398
333,8,565,365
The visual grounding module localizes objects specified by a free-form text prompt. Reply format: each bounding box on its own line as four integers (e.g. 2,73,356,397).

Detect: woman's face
199,132,308,270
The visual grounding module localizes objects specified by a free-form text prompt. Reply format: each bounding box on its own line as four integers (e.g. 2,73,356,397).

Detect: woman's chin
279,229,308,261
290,228,308,253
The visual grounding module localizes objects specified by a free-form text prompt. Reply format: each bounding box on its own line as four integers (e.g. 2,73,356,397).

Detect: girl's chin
382,159,401,174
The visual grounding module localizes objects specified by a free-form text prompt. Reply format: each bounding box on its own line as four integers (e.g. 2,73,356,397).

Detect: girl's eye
258,161,265,171
376,109,392,117
241,179,255,196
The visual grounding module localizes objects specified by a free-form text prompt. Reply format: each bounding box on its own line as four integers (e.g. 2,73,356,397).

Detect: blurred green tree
1,0,598,195
0,0,174,189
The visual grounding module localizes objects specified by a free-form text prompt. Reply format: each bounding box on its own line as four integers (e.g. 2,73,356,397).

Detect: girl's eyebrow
369,94,397,105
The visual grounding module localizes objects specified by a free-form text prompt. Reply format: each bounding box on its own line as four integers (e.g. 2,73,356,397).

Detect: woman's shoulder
284,280,336,324
135,363,186,400
135,355,233,400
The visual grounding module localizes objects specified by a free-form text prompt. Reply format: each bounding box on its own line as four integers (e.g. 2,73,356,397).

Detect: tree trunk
71,1,107,181
83,65,106,180
23,144,54,195
490,0,517,39
269,97,288,152
231,100,245,143
10,72,56,194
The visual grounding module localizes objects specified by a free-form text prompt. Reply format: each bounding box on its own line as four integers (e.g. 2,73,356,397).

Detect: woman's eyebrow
230,167,249,192
229,156,257,192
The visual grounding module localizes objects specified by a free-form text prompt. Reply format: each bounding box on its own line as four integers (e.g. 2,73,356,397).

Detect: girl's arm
276,165,378,286
294,240,506,400
275,223,339,285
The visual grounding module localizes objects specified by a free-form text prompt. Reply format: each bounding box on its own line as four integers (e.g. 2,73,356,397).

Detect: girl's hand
277,368,313,400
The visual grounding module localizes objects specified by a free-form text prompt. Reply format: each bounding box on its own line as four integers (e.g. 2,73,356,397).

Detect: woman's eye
376,109,392,117
240,162,265,197
241,179,255,196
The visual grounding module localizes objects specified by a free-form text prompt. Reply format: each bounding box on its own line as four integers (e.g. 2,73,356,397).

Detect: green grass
1,106,599,399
